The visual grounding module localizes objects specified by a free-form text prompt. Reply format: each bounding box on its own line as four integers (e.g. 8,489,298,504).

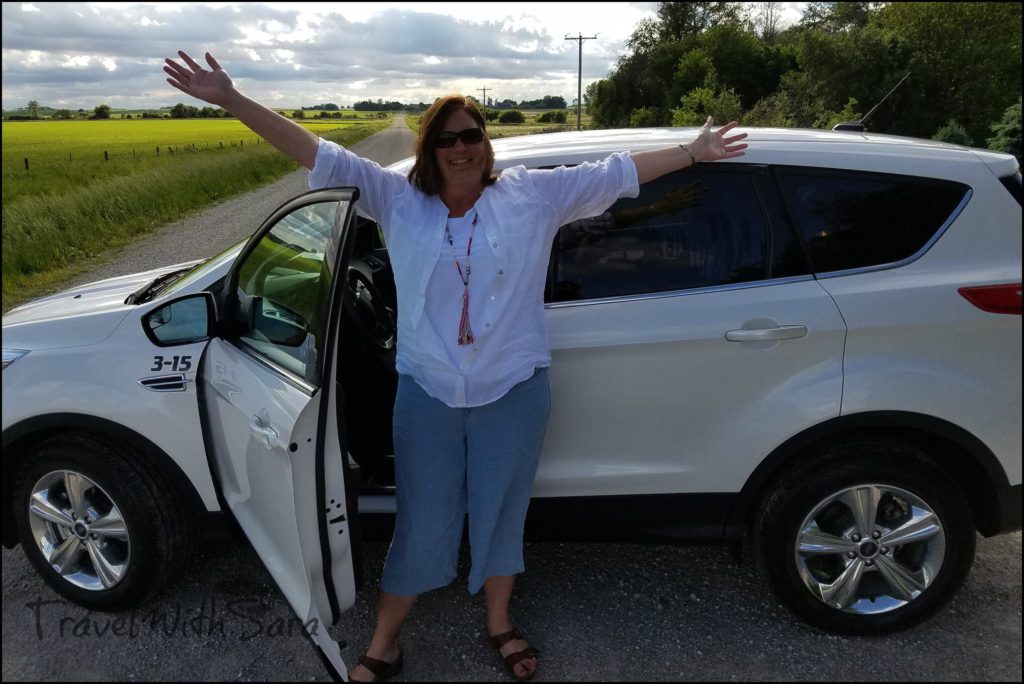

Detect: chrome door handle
249,417,279,448
725,325,808,342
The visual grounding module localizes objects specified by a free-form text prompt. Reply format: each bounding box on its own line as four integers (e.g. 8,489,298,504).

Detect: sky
1,2,805,111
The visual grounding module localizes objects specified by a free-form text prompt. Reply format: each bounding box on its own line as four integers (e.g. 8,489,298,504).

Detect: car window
773,166,971,273
550,167,770,302
160,238,246,298
232,201,339,386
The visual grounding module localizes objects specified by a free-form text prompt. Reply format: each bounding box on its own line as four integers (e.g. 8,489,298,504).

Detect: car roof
387,126,1021,179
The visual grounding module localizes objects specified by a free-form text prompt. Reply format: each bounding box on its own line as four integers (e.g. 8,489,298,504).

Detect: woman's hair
408,95,496,195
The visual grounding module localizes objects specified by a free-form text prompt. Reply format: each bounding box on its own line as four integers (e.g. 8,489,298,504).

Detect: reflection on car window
551,169,768,302
233,202,340,385
161,239,247,298
774,167,970,273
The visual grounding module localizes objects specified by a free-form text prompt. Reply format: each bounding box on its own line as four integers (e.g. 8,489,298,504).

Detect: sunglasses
435,127,485,148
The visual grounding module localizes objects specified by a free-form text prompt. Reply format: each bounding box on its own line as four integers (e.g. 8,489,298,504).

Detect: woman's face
434,108,486,192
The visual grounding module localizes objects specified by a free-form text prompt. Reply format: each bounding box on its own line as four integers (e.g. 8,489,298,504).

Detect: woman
164,50,747,682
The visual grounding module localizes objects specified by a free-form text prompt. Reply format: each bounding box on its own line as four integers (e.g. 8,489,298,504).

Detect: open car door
198,188,362,680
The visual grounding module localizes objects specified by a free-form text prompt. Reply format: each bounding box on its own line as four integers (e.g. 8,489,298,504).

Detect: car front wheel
754,436,976,634
12,433,193,610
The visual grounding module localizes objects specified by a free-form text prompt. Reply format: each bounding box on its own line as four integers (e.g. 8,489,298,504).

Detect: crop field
405,110,594,140
2,117,389,204
2,116,391,309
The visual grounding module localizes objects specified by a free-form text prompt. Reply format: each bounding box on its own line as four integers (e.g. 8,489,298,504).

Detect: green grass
2,117,391,204
2,120,389,312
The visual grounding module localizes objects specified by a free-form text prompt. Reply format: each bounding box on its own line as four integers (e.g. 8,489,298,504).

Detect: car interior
337,216,400,491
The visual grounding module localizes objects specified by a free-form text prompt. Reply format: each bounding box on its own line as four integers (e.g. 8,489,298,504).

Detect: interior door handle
725,325,808,342
249,417,279,448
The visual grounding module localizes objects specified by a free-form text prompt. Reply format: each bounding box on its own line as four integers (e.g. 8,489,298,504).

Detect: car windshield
160,238,248,298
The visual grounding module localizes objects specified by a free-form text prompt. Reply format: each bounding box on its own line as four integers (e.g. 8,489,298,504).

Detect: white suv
3,128,1020,674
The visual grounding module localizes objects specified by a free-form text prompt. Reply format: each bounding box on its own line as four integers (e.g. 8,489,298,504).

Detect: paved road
3,115,1021,681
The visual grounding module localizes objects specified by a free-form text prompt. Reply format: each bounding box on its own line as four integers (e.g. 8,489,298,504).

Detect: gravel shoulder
67,114,415,287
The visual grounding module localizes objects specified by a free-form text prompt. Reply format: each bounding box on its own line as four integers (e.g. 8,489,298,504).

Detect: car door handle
725,325,808,342
249,417,279,449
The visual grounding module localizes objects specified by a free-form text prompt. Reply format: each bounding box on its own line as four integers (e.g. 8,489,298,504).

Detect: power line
565,32,597,131
477,87,490,107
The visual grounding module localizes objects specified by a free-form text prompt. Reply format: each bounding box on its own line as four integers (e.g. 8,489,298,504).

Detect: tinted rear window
774,167,970,273
550,168,771,301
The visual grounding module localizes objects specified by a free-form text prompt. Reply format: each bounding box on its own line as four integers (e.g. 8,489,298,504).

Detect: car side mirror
251,296,310,347
142,293,215,346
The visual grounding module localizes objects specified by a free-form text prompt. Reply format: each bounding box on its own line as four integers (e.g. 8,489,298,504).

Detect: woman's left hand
692,116,748,162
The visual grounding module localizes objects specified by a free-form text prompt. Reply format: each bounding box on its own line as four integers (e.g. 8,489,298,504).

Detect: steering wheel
347,268,396,351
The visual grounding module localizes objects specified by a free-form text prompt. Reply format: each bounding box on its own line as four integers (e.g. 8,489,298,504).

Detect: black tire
12,433,194,610
753,435,976,634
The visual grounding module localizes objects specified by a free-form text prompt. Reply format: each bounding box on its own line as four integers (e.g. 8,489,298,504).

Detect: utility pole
477,87,490,108
565,32,596,131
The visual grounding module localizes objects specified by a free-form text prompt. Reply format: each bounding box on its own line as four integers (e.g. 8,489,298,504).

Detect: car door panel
541,278,847,498
199,190,360,679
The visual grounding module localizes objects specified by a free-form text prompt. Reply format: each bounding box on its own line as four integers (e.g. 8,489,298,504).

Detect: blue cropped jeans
380,367,551,596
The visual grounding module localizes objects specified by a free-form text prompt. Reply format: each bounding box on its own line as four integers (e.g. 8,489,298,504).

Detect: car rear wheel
12,433,194,610
754,436,976,634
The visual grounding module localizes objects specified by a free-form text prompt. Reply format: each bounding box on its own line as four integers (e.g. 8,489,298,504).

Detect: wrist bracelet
679,144,696,166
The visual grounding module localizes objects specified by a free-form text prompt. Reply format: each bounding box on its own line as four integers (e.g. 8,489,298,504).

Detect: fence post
156,146,160,156
24,157,29,171
240,140,244,147
104,151,109,161
220,141,223,148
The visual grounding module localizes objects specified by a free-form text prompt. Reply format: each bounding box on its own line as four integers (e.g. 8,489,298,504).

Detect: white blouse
308,138,639,407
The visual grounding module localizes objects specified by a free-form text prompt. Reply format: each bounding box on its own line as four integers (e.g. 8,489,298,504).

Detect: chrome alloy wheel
27,470,131,591
794,484,946,615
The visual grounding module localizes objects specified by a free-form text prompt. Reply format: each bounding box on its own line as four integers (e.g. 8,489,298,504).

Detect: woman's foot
349,643,403,682
487,625,538,681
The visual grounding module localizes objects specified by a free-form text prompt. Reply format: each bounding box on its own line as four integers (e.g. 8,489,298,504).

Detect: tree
537,109,568,124
672,86,743,126
789,23,905,131
26,100,40,119
800,2,874,33
497,110,525,124
629,106,670,127
654,1,744,43
873,2,1022,142
92,104,111,119
292,109,305,119
933,119,974,147
987,98,1022,162
749,2,785,43
169,103,199,118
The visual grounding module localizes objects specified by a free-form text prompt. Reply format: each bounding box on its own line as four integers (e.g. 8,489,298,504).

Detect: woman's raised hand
164,51,234,107
693,116,749,162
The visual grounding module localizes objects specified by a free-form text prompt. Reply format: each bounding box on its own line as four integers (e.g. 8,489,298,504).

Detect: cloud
1,2,653,110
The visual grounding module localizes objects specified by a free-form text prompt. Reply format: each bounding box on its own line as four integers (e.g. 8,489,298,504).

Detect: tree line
585,2,1021,157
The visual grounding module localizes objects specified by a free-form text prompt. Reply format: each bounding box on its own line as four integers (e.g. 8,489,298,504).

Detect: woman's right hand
164,51,235,107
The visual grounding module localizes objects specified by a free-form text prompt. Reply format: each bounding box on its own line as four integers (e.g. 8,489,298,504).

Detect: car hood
2,261,200,350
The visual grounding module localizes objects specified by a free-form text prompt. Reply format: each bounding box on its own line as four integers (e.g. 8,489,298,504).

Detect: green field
2,116,391,311
405,110,594,139
2,117,387,204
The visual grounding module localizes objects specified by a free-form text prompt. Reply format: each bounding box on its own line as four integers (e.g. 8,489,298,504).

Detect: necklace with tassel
443,209,479,346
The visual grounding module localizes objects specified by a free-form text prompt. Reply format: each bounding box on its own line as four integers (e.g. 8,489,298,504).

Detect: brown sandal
488,628,539,682
354,648,403,682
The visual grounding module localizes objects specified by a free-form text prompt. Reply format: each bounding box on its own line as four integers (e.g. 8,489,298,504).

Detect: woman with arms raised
165,50,747,682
